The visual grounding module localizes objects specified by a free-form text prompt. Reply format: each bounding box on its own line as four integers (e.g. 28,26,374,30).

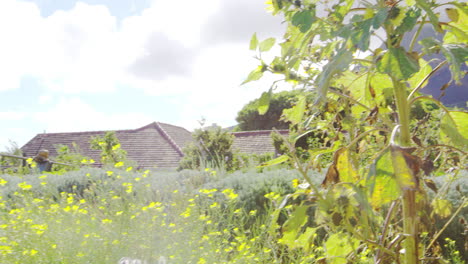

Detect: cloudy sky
0,0,286,151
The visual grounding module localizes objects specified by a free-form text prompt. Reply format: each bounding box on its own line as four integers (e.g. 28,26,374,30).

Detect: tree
90,132,127,165
0,140,24,173
245,0,467,263
235,90,307,131
179,126,236,171
53,143,89,171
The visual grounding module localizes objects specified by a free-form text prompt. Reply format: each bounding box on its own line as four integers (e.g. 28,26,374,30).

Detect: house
21,122,192,169
231,130,288,155
21,122,287,169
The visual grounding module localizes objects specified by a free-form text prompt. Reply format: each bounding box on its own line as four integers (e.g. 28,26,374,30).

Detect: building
21,122,287,169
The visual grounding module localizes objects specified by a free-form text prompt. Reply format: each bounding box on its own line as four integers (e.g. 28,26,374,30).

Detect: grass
0,167,465,263
0,167,305,263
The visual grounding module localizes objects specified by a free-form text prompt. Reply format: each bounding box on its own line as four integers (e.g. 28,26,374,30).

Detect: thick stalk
391,77,418,264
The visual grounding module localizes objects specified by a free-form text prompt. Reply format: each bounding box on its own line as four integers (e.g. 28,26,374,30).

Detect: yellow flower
0,178,7,186
101,219,112,224
114,161,124,168
18,182,32,190
126,166,133,172
222,189,238,200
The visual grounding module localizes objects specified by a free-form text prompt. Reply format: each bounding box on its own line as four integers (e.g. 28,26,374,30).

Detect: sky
0,0,287,151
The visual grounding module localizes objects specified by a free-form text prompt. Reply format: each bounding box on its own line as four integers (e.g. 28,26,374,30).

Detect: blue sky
0,0,286,151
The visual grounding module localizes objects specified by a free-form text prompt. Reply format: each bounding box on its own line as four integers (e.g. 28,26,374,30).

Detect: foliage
246,0,468,263
52,143,90,172
0,140,25,174
235,90,312,131
179,126,236,171
0,167,300,263
90,131,128,165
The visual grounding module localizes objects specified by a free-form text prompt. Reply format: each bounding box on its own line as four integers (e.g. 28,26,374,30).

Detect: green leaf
334,71,368,104
431,199,453,218
257,154,289,167
282,205,308,233
280,205,309,248
292,10,315,33
370,73,393,105
420,39,468,83
407,58,432,90
415,0,442,33
259,37,276,52
377,47,420,80
390,145,419,191
372,8,389,29
395,8,421,34
440,111,468,151
257,89,272,115
446,8,459,22
325,232,359,264
241,66,264,85
315,48,353,101
367,149,400,209
282,95,306,125
334,148,359,183
249,33,258,51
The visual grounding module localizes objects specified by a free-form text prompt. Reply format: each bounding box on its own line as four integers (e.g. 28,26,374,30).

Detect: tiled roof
21,122,192,169
231,130,288,155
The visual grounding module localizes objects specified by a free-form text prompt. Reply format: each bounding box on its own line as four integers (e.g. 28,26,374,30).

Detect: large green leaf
370,73,393,105
395,8,421,34
259,38,276,52
377,47,420,80
390,145,420,191
415,0,442,33
282,95,306,125
367,149,400,209
315,48,353,101
407,58,432,90
241,66,264,85
335,148,359,183
334,71,368,104
440,111,468,151
325,232,359,264
280,205,309,248
292,10,316,33
443,6,468,44
420,39,468,84
323,148,359,186
431,199,453,218
257,88,272,115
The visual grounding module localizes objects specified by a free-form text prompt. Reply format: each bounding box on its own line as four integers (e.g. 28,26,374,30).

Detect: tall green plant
246,0,467,263
90,132,128,165
179,126,236,171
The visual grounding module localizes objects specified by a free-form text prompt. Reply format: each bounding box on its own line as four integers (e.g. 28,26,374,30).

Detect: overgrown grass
0,168,465,263
0,167,304,263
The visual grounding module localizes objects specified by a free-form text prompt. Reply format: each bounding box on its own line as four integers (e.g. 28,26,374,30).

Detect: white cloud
0,111,28,121
0,0,284,94
32,97,153,133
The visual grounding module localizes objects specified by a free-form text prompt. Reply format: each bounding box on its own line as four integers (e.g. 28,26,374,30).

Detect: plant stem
391,77,419,264
391,79,411,146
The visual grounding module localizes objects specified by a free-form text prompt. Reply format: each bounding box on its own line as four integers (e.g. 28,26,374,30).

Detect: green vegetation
244,0,467,263
90,131,128,165
0,167,301,263
1,0,466,263
179,126,236,171
235,90,312,131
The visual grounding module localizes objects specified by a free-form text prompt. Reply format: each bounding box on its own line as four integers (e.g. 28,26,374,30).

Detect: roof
21,122,193,169
231,130,288,155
